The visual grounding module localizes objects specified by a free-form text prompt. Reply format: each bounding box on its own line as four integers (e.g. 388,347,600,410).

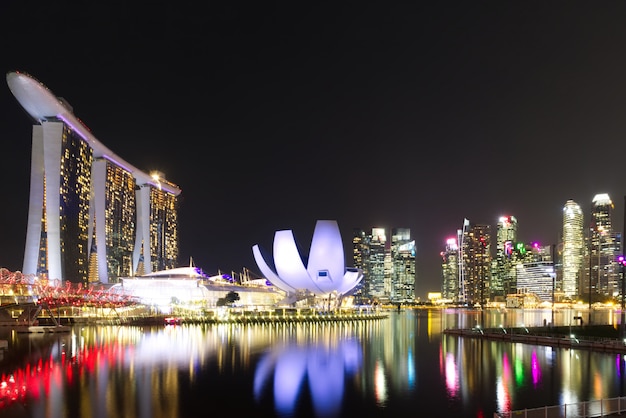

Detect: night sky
2,1,626,299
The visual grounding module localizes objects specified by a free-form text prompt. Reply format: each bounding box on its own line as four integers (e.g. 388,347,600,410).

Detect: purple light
531,351,541,386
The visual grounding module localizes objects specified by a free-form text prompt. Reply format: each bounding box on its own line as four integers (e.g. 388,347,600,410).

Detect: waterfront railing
444,326,626,353
495,396,626,417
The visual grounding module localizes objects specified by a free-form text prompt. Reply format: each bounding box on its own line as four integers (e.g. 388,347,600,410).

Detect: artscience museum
252,220,363,307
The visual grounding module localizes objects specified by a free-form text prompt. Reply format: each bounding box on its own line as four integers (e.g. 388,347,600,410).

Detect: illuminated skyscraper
513,242,555,302
352,227,415,303
351,229,368,302
562,200,584,298
7,71,181,285
352,228,387,301
440,238,459,301
493,215,517,299
457,218,470,303
367,228,387,300
460,221,491,306
588,193,620,297
390,228,415,303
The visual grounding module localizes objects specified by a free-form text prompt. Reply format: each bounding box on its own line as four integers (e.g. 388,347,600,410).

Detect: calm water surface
0,308,625,418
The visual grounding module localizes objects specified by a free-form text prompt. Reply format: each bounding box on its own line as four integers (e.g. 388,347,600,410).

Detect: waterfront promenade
444,324,626,353
0,301,389,328
444,322,626,417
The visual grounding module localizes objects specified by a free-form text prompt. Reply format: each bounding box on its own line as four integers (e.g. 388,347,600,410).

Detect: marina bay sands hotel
6,71,182,285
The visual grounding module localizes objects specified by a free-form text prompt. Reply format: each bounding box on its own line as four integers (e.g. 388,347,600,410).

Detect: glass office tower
493,215,517,299
390,228,416,303
353,227,416,304
441,238,459,302
368,228,388,300
514,243,555,302
562,200,584,298
588,193,620,298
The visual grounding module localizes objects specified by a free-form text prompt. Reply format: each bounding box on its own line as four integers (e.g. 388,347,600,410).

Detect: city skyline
2,3,626,300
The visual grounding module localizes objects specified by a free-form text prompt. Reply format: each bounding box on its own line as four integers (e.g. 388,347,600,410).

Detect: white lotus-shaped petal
252,220,363,296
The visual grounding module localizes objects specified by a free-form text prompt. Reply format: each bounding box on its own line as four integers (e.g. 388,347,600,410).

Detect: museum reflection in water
0,309,625,418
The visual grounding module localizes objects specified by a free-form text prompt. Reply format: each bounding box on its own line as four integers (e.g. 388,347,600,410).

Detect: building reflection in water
253,338,362,417
0,309,625,417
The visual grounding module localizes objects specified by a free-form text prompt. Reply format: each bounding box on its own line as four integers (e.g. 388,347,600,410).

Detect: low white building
109,266,284,312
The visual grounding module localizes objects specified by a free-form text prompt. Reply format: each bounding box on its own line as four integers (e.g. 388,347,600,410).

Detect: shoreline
444,324,626,352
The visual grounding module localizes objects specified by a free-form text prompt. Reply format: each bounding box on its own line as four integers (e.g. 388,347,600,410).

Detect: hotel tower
6,71,181,285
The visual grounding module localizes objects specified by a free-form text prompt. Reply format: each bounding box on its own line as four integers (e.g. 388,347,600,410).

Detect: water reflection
0,309,624,417
439,314,626,416
254,339,362,417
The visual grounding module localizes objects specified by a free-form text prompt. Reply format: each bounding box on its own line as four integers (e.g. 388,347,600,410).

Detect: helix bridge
0,268,139,312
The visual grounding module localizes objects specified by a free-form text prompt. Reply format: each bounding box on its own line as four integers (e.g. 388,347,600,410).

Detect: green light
514,358,524,385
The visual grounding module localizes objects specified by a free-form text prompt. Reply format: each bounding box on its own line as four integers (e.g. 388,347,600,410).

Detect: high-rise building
352,228,387,302
352,227,415,304
493,215,517,299
457,218,470,303
513,242,555,302
368,228,387,300
562,200,584,298
460,220,491,306
351,229,368,302
440,238,459,301
7,71,181,285
587,194,620,298
390,228,416,303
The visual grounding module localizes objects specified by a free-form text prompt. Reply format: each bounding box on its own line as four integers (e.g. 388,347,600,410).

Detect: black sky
2,1,626,299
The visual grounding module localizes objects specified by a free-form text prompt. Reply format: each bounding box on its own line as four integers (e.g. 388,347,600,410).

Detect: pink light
531,351,541,386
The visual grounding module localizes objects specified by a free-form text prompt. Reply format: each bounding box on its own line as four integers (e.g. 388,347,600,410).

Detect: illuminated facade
351,227,415,303
389,228,415,303
562,200,584,298
493,215,517,299
110,266,284,310
351,229,368,302
440,238,459,301
460,221,491,306
252,220,363,304
368,228,388,299
457,218,470,303
351,228,387,301
7,71,181,285
588,193,620,298
513,243,555,302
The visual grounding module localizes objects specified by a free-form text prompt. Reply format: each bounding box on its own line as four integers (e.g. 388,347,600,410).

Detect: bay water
0,307,623,418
